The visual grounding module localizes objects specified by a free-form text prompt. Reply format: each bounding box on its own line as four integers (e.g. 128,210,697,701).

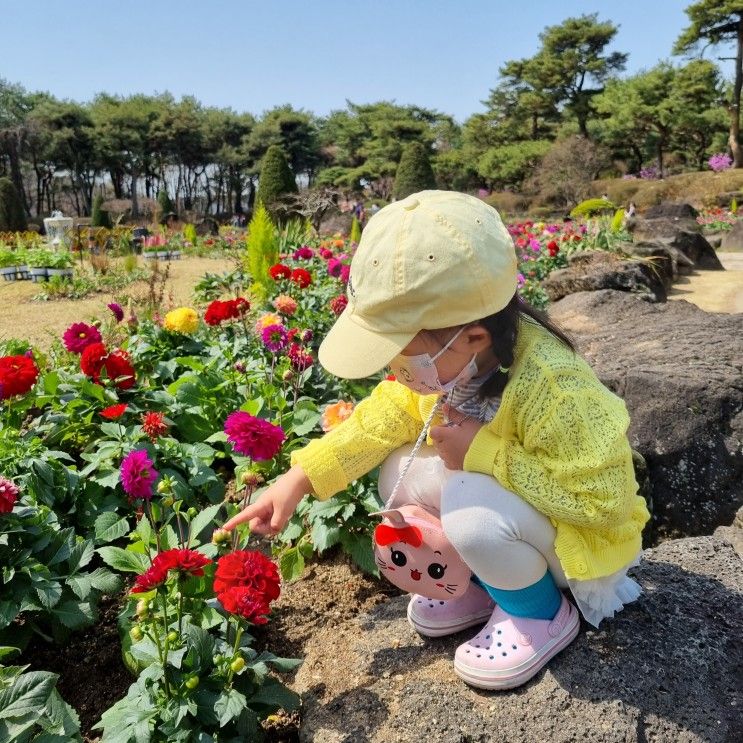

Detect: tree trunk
731,18,743,167
131,171,140,218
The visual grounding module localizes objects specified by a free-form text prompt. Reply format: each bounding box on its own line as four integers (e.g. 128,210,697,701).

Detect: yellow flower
254,312,282,334
321,400,355,432
164,307,199,334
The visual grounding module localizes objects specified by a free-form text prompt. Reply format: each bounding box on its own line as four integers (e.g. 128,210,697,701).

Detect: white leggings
378,444,569,591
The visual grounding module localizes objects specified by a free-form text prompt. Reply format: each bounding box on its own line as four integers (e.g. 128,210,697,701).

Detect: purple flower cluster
708,152,733,173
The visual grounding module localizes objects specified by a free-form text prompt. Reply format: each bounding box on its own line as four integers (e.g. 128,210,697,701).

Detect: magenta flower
120,450,159,502
63,322,102,354
0,477,19,514
107,303,124,322
327,258,342,277
340,265,350,283
224,412,285,461
261,324,289,353
292,246,314,260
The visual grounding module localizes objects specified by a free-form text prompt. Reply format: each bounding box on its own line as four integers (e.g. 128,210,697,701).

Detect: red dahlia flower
0,355,39,400
218,586,271,623
130,548,211,594
269,264,291,280
547,240,559,257
289,268,312,288
214,550,281,602
287,343,313,372
101,403,128,419
142,411,169,441
80,344,135,390
329,294,348,316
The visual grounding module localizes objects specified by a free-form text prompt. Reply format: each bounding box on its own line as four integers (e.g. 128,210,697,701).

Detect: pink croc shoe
407,581,495,638
453,595,580,690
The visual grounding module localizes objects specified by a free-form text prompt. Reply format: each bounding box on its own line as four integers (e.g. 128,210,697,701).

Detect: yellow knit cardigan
292,318,650,581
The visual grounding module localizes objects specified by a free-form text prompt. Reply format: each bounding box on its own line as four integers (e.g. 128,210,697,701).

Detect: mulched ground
18,551,393,741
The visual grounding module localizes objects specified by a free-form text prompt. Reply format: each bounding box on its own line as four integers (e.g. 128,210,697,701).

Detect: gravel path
668,252,743,313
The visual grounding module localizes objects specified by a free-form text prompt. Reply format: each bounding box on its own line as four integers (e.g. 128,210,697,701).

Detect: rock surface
294,532,742,743
720,220,743,252
542,250,666,302
549,290,743,540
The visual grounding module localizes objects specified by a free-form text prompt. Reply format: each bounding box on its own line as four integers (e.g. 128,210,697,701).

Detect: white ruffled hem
566,551,644,628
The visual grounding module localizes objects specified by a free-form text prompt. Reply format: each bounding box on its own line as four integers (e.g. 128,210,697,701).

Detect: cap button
401,197,419,211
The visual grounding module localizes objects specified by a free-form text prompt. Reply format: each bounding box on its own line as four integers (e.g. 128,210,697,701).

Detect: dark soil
19,595,131,741
17,551,393,742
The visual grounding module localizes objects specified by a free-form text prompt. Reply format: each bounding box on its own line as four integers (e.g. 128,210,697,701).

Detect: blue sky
2,1,726,122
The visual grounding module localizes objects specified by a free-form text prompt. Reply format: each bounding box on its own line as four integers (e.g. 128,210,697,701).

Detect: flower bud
301,329,313,343
241,470,263,488
161,495,174,508
157,477,173,495
282,369,294,382
167,630,179,644
230,657,246,673
212,528,231,545
185,675,200,690
187,507,198,518
234,361,246,373
130,626,144,642
135,600,150,619
92,319,102,328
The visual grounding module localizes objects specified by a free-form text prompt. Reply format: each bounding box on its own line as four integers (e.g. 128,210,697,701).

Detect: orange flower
320,400,355,432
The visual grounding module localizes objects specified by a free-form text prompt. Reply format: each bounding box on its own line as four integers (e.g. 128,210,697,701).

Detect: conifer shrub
256,146,298,219
0,177,27,232
350,216,362,243
91,194,111,228
245,203,278,300
393,142,436,200
157,189,174,218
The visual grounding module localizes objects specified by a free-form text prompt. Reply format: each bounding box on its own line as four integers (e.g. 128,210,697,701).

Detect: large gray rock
623,240,694,286
550,290,743,540
644,202,699,220
542,250,666,302
720,220,743,252
295,533,742,743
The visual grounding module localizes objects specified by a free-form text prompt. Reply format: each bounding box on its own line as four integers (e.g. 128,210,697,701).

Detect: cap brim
318,307,416,379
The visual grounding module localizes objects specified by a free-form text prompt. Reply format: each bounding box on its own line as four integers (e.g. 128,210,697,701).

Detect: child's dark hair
478,293,575,399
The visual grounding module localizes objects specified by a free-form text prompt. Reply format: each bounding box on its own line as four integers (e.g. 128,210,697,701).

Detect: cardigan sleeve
463,385,639,529
291,380,423,500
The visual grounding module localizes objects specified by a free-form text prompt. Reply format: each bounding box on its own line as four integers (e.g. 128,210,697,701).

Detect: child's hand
223,465,310,536
430,414,483,470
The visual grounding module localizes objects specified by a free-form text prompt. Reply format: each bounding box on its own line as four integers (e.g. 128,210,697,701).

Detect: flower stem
144,500,160,556
225,617,244,688
153,591,171,699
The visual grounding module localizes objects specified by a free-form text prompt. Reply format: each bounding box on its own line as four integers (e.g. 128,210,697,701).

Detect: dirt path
668,252,743,313
0,256,236,350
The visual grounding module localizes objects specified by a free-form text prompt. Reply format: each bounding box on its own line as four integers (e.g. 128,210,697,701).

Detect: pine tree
393,142,436,200
0,177,27,232
256,145,298,219
91,194,111,228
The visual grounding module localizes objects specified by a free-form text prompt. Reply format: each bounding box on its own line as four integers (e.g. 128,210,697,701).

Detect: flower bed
0,211,625,738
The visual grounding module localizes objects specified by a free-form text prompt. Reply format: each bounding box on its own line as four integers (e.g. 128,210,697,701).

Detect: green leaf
0,669,56,720
187,504,222,545
278,548,304,582
214,688,246,727
88,567,122,594
184,624,215,670
67,540,94,573
97,546,149,573
94,470,122,490
310,522,341,553
35,582,63,610
94,512,131,544
291,402,321,435
0,602,20,629
53,600,94,629
66,574,93,601
248,675,301,711
346,534,377,575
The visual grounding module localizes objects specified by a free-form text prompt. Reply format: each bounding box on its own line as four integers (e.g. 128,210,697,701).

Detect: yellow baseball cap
319,190,518,379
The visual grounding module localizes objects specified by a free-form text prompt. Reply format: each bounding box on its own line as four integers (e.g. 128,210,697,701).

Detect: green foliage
0,502,122,648
350,216,362,244
393,141,437,199
570,198,615,218
610,207,625,233
91,194,111,228
0,177,27,232
477,140,551,189
0,653,82,742
157,189,174,217
731,197,738,214
256,145,297,217
183,223,197,245
245,203,277,299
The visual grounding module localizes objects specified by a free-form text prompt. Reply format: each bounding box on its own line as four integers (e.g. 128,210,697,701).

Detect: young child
224,190,650,690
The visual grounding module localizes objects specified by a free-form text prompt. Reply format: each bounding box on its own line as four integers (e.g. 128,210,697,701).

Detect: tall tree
675,0,743,166
498,14,627,138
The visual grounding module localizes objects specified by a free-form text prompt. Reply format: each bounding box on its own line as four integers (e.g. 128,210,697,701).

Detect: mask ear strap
430,325,468,362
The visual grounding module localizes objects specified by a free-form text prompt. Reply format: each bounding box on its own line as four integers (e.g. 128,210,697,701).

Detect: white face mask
390,326,478,396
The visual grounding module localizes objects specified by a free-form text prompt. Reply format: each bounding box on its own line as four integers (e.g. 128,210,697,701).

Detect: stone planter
17,265,30,280
156,251,170,260
29,267,48,282
47,267,73,280
143,252,158,260
169,250,181,260
1,266,19,281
